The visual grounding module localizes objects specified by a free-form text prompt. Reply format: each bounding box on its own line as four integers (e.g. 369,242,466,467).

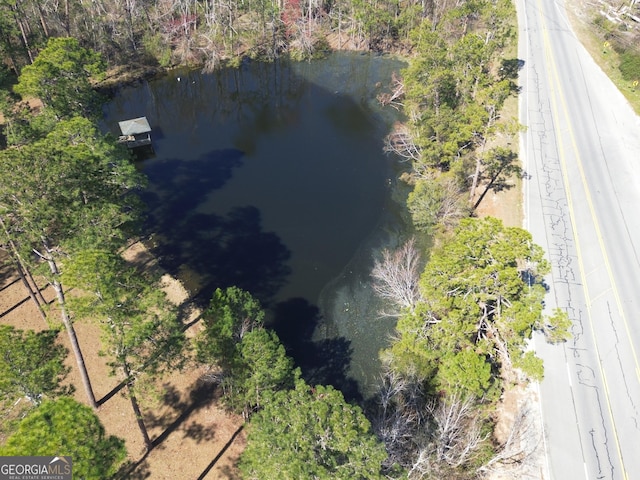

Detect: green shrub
619,51,640,81
142,33,172,67
593,15,616,35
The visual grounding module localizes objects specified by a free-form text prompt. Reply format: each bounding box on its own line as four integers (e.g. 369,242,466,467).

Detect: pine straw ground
0,243,245,479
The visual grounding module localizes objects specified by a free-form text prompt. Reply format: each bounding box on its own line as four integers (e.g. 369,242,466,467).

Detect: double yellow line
535,0,640,478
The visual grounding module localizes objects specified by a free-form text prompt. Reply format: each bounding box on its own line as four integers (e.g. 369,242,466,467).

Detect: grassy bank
565,0,640,114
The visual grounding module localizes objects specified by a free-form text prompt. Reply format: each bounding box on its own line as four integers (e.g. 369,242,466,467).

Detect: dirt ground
0,243,245,480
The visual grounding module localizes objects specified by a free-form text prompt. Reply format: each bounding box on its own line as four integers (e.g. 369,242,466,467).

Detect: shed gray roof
118,117,151,136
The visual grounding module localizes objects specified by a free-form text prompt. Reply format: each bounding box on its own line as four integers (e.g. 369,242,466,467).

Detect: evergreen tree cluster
196,287,389,479
385,0,522,236
0,36,184,473
368,2,572,477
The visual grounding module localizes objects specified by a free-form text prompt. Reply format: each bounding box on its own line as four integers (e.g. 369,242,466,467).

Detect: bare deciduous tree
430,394,487,467
374,366,502,479
436,176,469,229
371,237,422,315
407,394,489,479
384,123,422,162
378,71,405,110
372,364,427,472
478,404,542,477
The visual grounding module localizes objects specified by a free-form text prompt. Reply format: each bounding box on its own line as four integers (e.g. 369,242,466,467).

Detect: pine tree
13,37,105,119
0,397,126,478
63,249,185,451
0,117,143,408
240,380,388,479
387,217,556,397
0,325,71,406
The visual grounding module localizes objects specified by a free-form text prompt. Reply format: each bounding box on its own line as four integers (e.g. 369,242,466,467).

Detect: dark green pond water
103,52,409,399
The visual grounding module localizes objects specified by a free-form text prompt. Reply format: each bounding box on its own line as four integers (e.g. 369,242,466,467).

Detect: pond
103,51,410,399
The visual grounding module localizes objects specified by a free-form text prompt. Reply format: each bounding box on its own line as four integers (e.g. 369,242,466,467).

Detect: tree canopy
0,397,126,478
0,116,142,258
387,217,556,398
0,114,143,408
0,325,71,406
195,287,298,415
13,37,105,119
392,0,520,233
240,380,388,479
229,328,299,415
196,286,265,370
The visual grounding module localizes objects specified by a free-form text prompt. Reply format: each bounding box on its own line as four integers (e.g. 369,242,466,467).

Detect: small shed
118,117,152,148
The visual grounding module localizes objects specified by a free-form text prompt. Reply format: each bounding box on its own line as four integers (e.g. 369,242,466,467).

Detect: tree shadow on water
270,298,362,402
139,148,291,306
150,206,291,306
141,148,244,231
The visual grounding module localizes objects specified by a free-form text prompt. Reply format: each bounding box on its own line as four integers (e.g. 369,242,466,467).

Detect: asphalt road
516,0,640,478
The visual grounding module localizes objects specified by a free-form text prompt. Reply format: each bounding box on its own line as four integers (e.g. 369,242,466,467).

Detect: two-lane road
517,0,640,478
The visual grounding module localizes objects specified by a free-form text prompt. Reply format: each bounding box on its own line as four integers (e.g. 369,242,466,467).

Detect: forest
0,0,573,478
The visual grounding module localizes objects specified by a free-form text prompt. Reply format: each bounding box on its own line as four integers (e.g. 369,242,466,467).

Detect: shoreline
94,45,408,95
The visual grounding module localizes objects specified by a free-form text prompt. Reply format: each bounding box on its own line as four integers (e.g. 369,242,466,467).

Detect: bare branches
430,394,488,468
405,393,490,479
371,237,422,315
372,366,427,471
373,365,543,479
384,123,422,162
377,71,405,110
375,376,494,479
478,316,512,369
478,404,542,477
407,174,469,235
436,176,469,230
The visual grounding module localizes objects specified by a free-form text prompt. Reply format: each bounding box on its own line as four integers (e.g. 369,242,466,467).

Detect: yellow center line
536,0,628,478
552,39,640,388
